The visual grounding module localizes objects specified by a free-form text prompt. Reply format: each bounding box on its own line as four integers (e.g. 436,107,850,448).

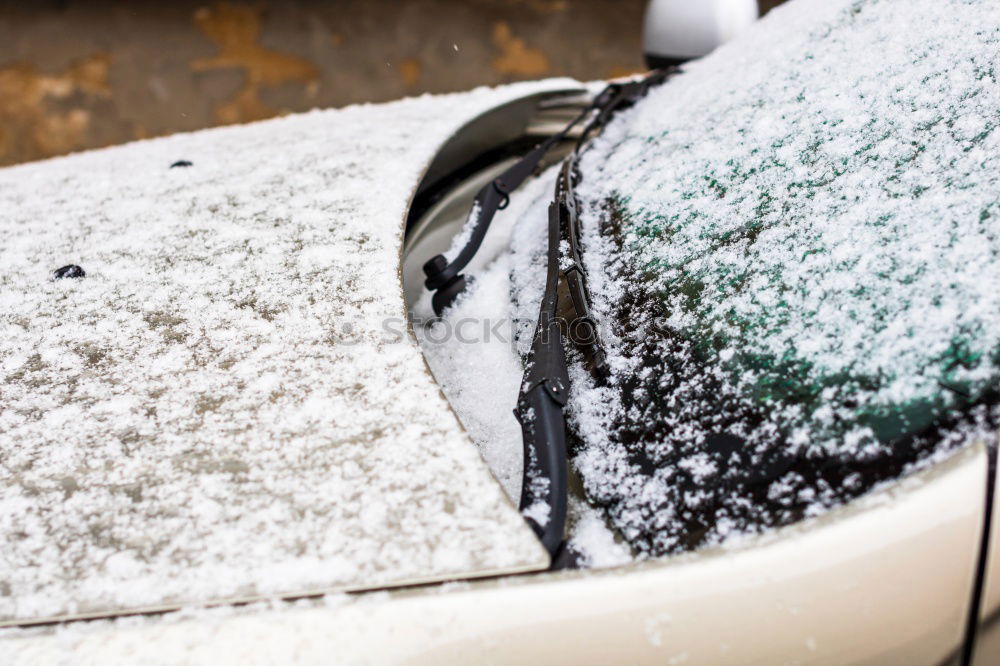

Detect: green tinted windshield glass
552,0,1000,555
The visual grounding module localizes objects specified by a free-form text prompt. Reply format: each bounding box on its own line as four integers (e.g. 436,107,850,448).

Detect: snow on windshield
560,0,1000,555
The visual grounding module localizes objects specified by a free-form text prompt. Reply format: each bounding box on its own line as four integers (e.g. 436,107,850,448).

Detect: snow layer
0,81,581,622
412,168,557,499
564,0,1000,555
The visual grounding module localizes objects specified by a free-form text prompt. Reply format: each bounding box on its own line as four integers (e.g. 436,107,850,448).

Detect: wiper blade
515,180,572,556
556,159,608,377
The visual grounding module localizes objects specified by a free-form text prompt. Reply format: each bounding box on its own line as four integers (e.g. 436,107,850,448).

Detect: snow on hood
0,80,581,623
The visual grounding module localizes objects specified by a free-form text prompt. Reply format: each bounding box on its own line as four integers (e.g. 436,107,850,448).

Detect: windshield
511,0,1000,556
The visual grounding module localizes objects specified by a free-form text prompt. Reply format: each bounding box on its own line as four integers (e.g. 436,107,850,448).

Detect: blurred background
0,0,786,166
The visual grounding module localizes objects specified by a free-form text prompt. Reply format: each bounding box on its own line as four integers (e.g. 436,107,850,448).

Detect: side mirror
643,0,759,68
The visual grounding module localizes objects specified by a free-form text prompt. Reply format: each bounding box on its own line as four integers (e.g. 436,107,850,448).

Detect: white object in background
643,0,758,66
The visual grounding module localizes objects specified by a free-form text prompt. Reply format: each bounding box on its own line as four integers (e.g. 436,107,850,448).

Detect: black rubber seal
961,439,998,666
644,53,690,70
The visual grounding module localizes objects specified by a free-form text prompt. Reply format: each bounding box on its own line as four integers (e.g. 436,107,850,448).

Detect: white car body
2,0,999,662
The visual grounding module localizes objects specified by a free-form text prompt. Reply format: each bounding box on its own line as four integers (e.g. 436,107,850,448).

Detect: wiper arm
423,69,674,317
422,105,594,316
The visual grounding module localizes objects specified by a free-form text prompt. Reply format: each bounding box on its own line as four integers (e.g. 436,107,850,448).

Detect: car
1,0,998,664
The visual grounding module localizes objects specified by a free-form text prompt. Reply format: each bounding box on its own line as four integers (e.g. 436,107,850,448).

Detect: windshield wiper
514,161,573,555
424,70,674,559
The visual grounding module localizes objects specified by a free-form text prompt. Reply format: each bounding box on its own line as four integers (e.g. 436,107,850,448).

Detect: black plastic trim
644,53,690,69
961,439,998,665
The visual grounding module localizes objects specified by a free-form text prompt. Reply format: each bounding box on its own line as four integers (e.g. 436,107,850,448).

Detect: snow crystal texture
0,82,569,622
566,0,1000,555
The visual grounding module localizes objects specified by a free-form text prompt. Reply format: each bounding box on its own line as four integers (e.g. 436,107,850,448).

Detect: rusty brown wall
0,0,786,166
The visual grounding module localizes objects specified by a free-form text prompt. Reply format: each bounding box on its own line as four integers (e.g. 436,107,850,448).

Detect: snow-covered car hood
0,80,589,624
